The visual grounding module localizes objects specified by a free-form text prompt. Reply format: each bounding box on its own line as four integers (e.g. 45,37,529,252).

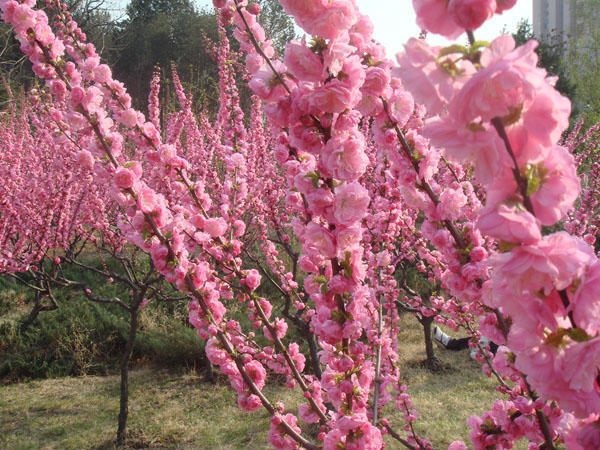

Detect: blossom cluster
407,0,600,446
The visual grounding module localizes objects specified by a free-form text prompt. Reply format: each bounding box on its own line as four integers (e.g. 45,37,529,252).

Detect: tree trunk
116,303,139,447
20,291,58,332
423,316,435,361
205,360,215,383
20,291,43,332
421,316,441,371
305,331,322,379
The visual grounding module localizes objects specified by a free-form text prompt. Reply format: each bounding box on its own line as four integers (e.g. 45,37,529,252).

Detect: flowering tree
0,83,197,445
1,0,599,448
0,84,115,327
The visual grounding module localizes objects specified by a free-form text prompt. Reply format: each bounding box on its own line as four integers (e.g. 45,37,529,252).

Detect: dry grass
0,368,297,449
0,314,526,449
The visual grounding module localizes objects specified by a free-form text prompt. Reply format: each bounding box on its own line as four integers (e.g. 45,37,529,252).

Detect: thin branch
384,425,419,450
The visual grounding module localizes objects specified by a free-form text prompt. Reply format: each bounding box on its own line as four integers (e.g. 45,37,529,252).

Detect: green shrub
0,300,125,382
0,258,206,383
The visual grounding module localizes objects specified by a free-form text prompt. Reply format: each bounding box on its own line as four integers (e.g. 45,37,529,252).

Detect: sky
111,0,533,57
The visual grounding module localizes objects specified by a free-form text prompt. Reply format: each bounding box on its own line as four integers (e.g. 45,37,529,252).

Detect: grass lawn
0,315,524,449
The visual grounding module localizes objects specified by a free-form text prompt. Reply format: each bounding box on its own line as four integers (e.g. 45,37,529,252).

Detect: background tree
110,0,220,110
256,0,297,56
67,0,120,56
0,0,119,102
566,0,600,124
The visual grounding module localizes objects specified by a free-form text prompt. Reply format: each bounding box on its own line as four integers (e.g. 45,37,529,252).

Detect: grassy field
0,312,520,450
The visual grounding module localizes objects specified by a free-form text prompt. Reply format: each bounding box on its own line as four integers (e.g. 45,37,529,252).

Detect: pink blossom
70,86,85,105
577,421,600,449
12,4,37,31
238,394,262,411
93,64,112,83
519,85,572,144
387,89,414,127
268,413,302,450
233,220,246,237
424,117,507,182
495,0,517,13
492,232,596,301
49,79,66,97
226,153,245,170
284,40,323,82
308,80,356,114
247,2,260,15
349,13,374,48
448,0,496,31
204,337,229,366
573,261,600,336
437,187,467,221
321,133,368,181
317,318,343,345
449,60,536,126
362,66,390,97
113,168,135,189
137,188,159,215
478,312,506,345
306,188,334,217
244,269,261,291
395,38,476,116
119,108,139,128
77,150,94,170
303,1,357,40
412,0,464,39
264,318,288,340
204,217,228,238
552,338,600,417
278,0,325,24
323,39,355,77
298,403,320,424
244,359,267,389
544,232,596,291
249,61,289,102
527,145,580,226
299,255,318,273
303,222,336,259
470,246,487,262
375,250,391,266
335,225,362,257
191,262,210,289
477,204,542,245
333,182,369,226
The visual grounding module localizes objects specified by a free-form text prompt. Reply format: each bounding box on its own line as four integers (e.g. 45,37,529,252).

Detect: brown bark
116,298,140,447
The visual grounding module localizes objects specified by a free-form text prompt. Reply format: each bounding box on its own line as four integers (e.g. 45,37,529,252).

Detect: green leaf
313,275,327,285
309,37,327,53
339,251,353,279
305,171,321,189
331,309,346,324
471,40,490,51
498,241,519,252
567,328,592,342
438,44,468,57
523,163,549,196
544,328,568,348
